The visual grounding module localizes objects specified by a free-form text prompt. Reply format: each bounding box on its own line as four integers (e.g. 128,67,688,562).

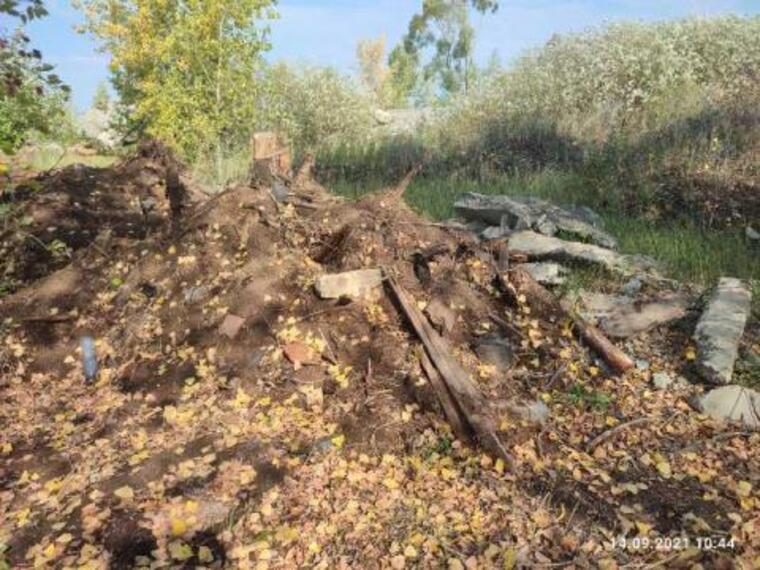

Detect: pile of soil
0,152,757,568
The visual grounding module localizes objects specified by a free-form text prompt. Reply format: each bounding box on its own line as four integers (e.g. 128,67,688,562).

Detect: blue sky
20,0,760,111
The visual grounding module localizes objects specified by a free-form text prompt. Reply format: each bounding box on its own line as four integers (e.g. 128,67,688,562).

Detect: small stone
315,268,383,299
652,372,673,390
746,225,760,242
620,277,643,297
520,262,567,286
505,399,550,425
218,314,245,339
271,181,290,203
565,290,688,338
636,359,651,371
183,285,209,303
481,226,511,241
475,336,514,375
374,109,393,125
425,298,457,335
692,385,760,428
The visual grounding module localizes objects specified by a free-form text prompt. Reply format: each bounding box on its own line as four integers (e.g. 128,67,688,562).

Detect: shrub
258,63,374,156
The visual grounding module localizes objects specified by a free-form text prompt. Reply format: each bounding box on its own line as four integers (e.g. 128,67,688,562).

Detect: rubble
507,231,657,277
652,372,674,390
424,297,457,335
0,148,757,568
218,314,245,339
520,262,568,286
566,290,690,338
693,385,760,428
454,193,617,248
693,277,752,384
314,268,383,299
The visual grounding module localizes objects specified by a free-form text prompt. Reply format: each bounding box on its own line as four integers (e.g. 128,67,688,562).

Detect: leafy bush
437,16,760,161
258,63,374,155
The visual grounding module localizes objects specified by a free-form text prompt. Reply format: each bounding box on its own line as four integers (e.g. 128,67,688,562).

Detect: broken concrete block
693,385,760,428
219,314,245,339
694,278,752,384
454,193,535,229
520,262,568,286
314,268,383,299
504,399,550,425
652,372,674,390
620,277,643,297
566,290,689,338
454,193,617,248
508,231,657,277
425,298,457,335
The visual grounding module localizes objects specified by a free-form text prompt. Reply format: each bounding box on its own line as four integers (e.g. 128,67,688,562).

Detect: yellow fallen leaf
170,518,188,537
1,442,12,455
635,520,653,535
656,460,672,479
331,434,345,449
737,481,752,498
198,545,214,563
503,547,517,570
43,543,56,558
15,508,31,527
114,486,134,501
168,540,193,561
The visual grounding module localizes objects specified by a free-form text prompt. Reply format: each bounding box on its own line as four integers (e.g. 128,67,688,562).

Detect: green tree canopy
1,0,69,153
91,80,110,112
75,0,278,167
390,0,499,102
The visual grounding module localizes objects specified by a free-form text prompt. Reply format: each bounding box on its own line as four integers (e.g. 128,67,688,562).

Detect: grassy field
331,170,760,299
12,147,118,172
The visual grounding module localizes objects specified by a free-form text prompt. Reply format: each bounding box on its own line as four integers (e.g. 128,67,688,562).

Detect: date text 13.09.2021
609,536,736,552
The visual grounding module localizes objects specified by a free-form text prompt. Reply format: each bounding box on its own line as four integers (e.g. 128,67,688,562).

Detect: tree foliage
391,0,498,101
1,0,68,153
91,80,110,112
259,63,372,154
75,0,277,162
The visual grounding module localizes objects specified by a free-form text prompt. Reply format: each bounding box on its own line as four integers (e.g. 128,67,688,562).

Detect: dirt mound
0,155,757,568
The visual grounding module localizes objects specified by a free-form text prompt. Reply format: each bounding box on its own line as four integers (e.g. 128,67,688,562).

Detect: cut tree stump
251,132,291,183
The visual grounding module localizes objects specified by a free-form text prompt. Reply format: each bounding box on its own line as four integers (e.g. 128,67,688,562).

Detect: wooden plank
417,347,471,441
387,276,515,467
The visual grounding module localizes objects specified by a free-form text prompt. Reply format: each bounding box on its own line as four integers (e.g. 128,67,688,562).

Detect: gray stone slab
520,262,568,286
693,385,760,428
454,193,617,249
566,290,689,338
694,278,752,384
508,231,657,277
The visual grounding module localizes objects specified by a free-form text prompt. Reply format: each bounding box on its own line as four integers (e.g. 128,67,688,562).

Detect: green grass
13,147,117,172
331,169,760,293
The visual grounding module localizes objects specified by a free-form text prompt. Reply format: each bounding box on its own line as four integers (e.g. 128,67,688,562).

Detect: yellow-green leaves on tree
75,0,277,164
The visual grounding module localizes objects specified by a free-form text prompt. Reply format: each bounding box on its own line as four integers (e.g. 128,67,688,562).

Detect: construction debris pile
0,145,758,568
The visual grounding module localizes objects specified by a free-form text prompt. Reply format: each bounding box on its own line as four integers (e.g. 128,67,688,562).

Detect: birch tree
75,0,277,174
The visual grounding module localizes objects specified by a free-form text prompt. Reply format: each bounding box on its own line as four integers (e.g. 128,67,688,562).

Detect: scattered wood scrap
505,266,635,374
387,275,515,468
